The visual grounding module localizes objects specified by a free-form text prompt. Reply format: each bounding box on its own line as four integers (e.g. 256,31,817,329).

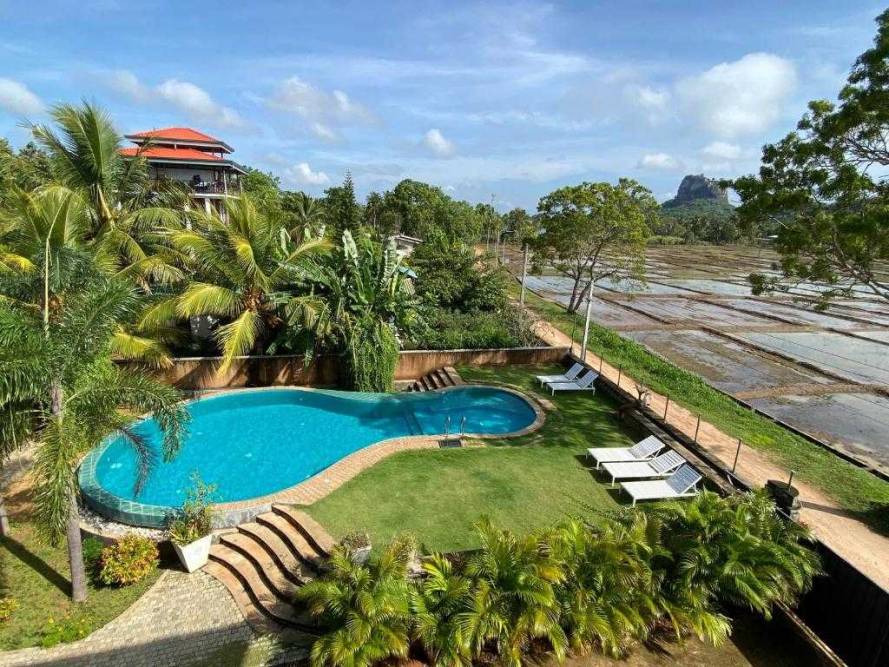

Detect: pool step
204,507,335,633
408,366,464,392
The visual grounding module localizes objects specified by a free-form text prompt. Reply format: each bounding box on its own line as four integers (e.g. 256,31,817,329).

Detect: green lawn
305,364,643,552
516,284,889,533
0,520,160,650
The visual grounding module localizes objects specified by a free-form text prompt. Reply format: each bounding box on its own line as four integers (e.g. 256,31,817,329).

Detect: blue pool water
82,386,536,510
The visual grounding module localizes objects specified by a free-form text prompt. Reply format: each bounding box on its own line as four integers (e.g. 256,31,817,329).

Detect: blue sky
0,1,882,209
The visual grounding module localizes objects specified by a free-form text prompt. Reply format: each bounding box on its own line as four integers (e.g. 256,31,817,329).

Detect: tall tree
731,10,889,304
533,179,655,313
323,171,361,235
143,196,328,371
30,102,185,285
0,263,186,602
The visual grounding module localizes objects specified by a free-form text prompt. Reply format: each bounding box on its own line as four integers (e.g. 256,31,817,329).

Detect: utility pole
520,243,529,305
580,286,593,362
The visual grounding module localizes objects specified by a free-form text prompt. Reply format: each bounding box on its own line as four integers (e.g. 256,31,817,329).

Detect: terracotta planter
172,534,212,573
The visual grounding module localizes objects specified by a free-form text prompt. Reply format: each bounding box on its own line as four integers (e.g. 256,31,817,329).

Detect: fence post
663,395,670,420
617,365,622,388
598,356,603,374
693,415,701,443
732,439,742,473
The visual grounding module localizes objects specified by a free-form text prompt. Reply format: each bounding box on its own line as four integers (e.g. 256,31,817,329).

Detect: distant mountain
662,174,730,210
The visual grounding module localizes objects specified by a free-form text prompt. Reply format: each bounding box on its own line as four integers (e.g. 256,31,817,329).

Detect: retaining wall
117,346,569,391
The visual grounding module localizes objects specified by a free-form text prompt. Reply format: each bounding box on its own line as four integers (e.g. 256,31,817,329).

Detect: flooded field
519,245,889,472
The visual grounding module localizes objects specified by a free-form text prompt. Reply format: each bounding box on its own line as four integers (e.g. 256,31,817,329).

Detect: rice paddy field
514,245,889,474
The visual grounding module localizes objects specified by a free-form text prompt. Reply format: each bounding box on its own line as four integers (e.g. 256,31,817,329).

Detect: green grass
305,364,641,552
517,284,889,532
0,520,160,650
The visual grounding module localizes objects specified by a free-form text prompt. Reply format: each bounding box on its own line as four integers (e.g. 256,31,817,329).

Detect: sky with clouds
0,1,883,209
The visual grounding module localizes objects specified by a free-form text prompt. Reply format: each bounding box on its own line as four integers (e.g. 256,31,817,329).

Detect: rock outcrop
662,174,728,209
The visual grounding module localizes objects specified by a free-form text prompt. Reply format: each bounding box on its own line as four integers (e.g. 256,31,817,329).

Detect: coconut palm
651,490,820,638
0,268,186,602
458,519,567,666
410,553,473,667
0,185,174,367
141,195,328,371
29,101,186,284
292,230,420,391
549,516,663,657
298,535,416,667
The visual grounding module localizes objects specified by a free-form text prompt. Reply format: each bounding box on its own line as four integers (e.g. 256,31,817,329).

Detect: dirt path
531,319,889,592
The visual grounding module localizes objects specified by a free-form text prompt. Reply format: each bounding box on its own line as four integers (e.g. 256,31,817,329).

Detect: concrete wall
119,346,569,391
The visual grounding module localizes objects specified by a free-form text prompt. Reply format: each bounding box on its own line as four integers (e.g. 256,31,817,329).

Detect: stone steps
407,366,464,392
204,507,335,633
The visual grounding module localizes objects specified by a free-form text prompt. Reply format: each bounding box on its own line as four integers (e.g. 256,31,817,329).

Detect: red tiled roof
127,127,222,143
119,146,225,162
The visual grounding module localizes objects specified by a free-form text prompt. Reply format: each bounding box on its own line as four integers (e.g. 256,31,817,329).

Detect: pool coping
78,383,546,529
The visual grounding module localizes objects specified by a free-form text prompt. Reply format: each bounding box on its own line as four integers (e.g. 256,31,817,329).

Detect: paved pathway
0,570,303,667
531,319,889,591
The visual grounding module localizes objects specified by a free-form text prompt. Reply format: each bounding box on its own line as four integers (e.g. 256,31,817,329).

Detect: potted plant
341,531,372,565
168,474,217,573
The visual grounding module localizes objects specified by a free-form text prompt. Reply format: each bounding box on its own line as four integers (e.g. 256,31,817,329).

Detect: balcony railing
191,181,241,195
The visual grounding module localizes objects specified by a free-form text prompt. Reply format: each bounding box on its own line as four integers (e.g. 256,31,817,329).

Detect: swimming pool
79,386,539,527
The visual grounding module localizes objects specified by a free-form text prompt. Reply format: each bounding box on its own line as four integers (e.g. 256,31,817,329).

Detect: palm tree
410,553,473,667
295,230,420,391
651,490,820,640
298,535,416,667
0,185,174,367
29,101,186,284
285,191,325,241
0,260,186,602
142,195,328,372
549,516,662,657
458,519,567,666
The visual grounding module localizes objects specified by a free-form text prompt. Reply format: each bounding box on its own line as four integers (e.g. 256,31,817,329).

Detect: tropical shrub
652,490,820,630
549,516,662,657
297,535,417,667
40,615,91,647
98,534,159,586
300,494,820,667
411,305,539,350
167,474,216,545
0,598,17,623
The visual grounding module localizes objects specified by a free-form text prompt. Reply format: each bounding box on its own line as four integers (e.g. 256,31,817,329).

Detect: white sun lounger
587,435,665,469
620,464,702,506
546,369,598,395
601,450,686,486
536,362,584,387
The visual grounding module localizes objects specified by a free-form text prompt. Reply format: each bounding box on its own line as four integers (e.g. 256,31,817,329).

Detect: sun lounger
587,435,665,469
536,362,584,387
601,450,686,486
619,464,702,506
546,369,598,395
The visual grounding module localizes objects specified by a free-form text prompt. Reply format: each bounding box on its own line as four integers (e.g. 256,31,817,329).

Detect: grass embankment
0,520,160,650
306,364,642,552
517,285,889,532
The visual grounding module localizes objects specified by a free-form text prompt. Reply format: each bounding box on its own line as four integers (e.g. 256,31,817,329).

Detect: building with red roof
120,127,245,217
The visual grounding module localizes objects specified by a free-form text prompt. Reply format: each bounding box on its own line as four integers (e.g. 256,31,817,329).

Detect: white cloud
422,128,455,157
638,152,679,170
284,162,330,186
625,84,670,123
701,141,742,160
155,79,244,128
0,78,43,115
677,53,797,138
105,70,244,128
267,77,375,140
